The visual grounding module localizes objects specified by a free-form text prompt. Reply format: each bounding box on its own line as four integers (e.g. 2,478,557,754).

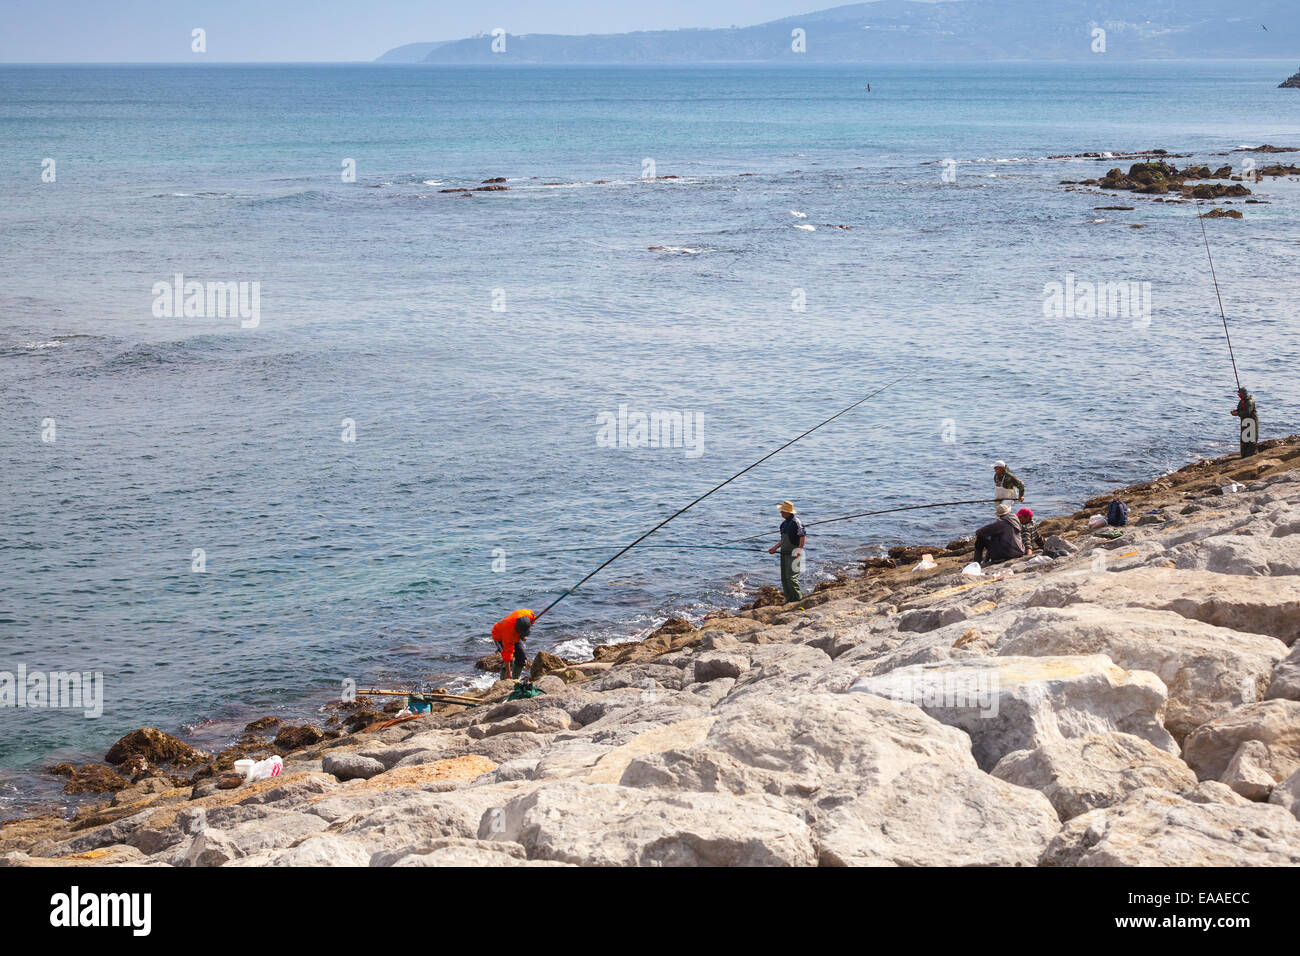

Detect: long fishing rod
731,497,1003,542
532,379,899,620
1197,208,1242,391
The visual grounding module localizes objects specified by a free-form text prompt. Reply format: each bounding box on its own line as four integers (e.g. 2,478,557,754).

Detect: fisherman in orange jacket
491,609,535,682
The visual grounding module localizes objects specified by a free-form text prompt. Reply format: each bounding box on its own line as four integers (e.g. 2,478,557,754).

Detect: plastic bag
961,562,984,578
1088,514,1107,530
245,755,283,783
912,554,938,572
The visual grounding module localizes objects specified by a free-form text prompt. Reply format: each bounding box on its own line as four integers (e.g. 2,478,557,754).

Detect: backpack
507,680,545,701
1107,499,1128,527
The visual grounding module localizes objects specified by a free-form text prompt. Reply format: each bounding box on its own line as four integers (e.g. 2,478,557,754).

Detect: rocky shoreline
5,439,1300,866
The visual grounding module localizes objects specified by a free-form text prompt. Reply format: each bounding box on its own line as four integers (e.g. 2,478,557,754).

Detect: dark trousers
499,644,527,679
1241,417,1259,458
779,551,802,602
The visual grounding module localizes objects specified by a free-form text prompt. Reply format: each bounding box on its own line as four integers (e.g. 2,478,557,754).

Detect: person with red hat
1017,507,1045,556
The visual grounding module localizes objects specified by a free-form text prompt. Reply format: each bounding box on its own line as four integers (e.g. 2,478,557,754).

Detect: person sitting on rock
491,608,534,682
974,503,1027,566
993,460,1026,510
1230,387,1259,458
1017,507,1045,555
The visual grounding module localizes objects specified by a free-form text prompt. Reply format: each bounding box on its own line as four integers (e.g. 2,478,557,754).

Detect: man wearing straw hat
767,501,806,603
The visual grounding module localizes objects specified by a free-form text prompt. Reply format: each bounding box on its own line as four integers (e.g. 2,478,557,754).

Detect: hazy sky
0,0,847,62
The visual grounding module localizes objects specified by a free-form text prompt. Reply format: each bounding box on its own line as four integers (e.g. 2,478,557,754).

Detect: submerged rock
272,725,325,751
105,728,211,769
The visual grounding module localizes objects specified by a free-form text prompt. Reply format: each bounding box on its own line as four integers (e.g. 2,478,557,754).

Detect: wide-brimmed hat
995,502,1012,516
779,501,796,514
993,460,1007,469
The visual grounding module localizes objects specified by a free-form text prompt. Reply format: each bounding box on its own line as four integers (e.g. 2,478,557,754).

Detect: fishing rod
731,497,1003,542
532,379,900,621
1197,208,1242,391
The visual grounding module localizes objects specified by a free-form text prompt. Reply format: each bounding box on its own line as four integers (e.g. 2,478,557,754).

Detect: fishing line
532,379,900,621
530,544,766,555
1197,207,1242,391
731,497,1004,542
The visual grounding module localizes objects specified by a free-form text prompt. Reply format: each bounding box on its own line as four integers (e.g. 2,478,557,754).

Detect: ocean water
1,61,1298,817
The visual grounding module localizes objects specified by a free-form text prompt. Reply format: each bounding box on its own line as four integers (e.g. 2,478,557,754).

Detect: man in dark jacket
974,503,1027,566
1230,388,1259,458
767,500,805,602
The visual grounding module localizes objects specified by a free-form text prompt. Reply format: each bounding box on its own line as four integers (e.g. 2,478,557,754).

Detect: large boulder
1182,700,1300,789
1170,534,1300,577
815,762,1059,866
1040,788,1300,866
173,811,327,867
613,691,1060,865
993,605,1285,740
618,692,975,808
1268,768,1300,820
479,782,817,866
1266,642,1300,700
1024,566,1300,645
991,732,1197,820
264,834,373,867
850,655,1177,771
321,752,386,781
382,838,573,867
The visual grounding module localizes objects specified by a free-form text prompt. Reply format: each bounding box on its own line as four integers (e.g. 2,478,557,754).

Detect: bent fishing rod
532,379,900,621
1197,208,1242,391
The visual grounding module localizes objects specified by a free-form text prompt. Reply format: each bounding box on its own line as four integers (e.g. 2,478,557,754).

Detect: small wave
421,180,443,186
150,191,241,200
447,671,497,693
793,224,816,231
789,209,808,218
22,340,62,350
648,245,704,254
243,189,328,208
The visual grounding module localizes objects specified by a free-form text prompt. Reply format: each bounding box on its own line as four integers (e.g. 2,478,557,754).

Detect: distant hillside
374,0,1300,63
374,41,453,63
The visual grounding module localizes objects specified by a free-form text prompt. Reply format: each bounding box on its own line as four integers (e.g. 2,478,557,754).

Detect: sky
0,0,857,62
